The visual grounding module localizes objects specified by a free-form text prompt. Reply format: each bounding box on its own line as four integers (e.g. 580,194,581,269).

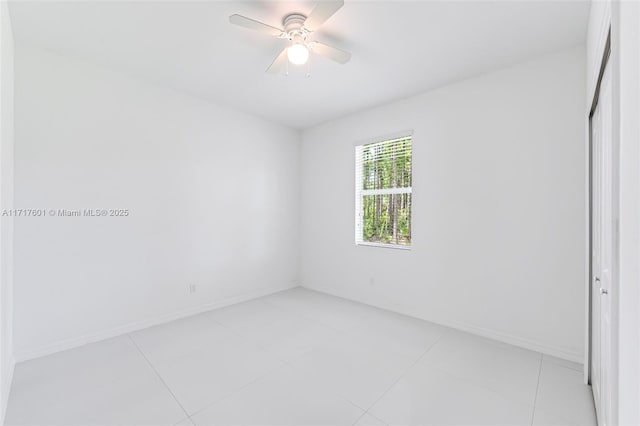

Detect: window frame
354,131,413,250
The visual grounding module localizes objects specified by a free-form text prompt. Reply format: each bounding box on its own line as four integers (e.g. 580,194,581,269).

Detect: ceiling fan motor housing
283,13,308,37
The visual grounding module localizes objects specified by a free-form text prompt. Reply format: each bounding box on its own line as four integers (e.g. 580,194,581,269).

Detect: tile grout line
127,334,191,421
206,308,303,368
186,362,290,420
347,401,373,425
396,330,544,414
135,291,542,426
161,298,332,419
530,353,544,426
260,290,477,424
418,350,543,411
260,296,351,337
176,302,294,416
351,410,387,426
352,329,450,425
259,294,434,426
209,299,320,352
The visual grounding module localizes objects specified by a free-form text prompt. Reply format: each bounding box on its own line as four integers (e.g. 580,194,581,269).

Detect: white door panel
591,60,612,426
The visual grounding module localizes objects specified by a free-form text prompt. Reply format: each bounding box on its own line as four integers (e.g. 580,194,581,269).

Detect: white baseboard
436,317,584,363
303,286,584,364
14,282,583,365
14,283,299,363
1,356,15,425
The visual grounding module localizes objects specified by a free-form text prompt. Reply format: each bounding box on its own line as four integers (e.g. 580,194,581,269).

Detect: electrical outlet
188,284,197,294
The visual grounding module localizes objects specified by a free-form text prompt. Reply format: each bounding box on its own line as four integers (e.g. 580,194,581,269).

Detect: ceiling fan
229,0,351,74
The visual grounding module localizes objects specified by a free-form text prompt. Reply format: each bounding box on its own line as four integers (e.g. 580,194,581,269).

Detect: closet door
590,59,613,426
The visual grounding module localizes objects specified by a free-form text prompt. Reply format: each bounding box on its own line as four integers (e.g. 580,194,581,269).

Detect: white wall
12,45,300,361
300,47,586,362
0,0,15,421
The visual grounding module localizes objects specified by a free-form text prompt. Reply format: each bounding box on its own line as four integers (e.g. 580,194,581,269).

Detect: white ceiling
9,0,590,129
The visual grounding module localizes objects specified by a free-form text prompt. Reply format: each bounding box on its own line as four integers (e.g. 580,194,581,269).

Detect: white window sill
356,242,411,251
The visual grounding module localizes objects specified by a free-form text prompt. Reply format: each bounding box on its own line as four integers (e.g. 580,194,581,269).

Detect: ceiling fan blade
303,0,344,32
266,49,289,74
310,41,351,64
229,14,284,37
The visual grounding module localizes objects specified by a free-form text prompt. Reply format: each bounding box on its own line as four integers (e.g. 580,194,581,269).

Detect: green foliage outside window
359,137,412,246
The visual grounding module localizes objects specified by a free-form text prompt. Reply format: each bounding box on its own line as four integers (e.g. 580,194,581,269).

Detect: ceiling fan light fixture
229,1,350,73
287,43,309,65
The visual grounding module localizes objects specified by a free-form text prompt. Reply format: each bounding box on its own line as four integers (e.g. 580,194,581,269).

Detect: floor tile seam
529,353,543,425
352,410,389,426
429,366,534,409
144,302,364,417
263,293,544,372
173,415,194,426
531,367,596,426
208,305,327,349
256,294,378,337
277,360,372,413
360,329,449,419
351,410,368,425
185,362,289,419
257,297,311,318
129,332,247,367
426,363,538,417
202,319,310,368
255,297,327,326
256,308,448,359
532,406,590,426
207,316,269,348
127,334,190,421
257,300,319,325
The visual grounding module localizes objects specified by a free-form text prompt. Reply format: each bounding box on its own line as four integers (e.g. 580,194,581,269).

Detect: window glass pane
362,138,412,190
356,135,412,247
362,193,412,246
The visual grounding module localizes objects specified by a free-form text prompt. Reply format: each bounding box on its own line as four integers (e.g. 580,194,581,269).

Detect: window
355,135,412,248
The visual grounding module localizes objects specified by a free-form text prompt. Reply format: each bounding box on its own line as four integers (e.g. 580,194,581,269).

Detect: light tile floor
5,288,596,425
